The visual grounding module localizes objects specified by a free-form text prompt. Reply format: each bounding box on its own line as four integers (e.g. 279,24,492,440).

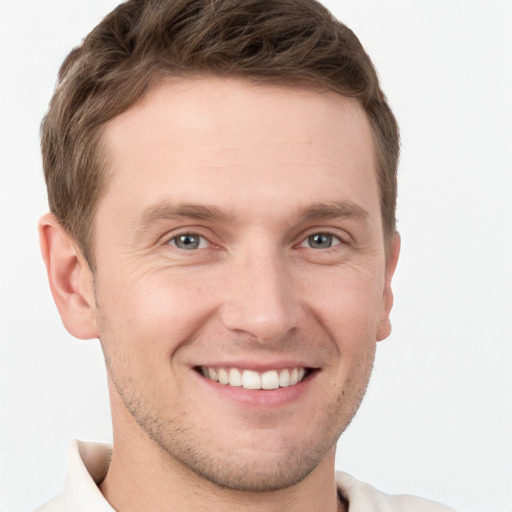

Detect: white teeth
228,368,242,387
261,370,279,390
218,368,229,385
200,366,308,390
279,369,290,387
242,370,261,390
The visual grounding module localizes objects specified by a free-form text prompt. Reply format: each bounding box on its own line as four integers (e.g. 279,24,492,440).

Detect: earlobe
39,213,98,340
377,232,401,341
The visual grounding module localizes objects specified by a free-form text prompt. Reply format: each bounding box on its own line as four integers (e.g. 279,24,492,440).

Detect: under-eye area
194,366,316,390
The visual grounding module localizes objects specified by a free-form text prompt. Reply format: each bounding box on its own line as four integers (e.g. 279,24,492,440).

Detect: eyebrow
133,199,369,236
133,202,236,236
298,201,370,223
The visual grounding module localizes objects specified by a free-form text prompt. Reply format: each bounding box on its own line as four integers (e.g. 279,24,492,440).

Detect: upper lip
193,360,318,372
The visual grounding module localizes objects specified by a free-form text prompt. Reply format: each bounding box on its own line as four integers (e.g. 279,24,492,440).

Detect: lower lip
194,370,317,408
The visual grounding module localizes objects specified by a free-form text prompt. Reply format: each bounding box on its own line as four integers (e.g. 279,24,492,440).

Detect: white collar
37,440,454,512
37,440,114,511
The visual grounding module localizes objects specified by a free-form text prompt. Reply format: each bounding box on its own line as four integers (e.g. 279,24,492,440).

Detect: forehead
98,77,379,226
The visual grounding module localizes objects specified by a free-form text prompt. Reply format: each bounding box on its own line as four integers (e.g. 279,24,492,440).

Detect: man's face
89,78,397,491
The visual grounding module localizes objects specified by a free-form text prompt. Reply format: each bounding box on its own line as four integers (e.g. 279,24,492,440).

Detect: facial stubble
97,302,376,494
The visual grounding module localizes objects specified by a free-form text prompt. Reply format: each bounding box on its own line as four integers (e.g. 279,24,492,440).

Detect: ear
39,213,98,340
376,232,401,341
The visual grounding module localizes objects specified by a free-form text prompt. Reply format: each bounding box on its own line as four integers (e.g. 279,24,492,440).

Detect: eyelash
165,229,348,252
167,233,210,250
299,232,344,250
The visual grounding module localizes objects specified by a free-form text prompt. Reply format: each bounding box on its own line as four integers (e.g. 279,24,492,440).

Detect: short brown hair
41,0,399,266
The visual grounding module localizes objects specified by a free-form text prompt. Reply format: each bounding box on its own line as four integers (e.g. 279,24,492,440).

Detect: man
36,0,455,510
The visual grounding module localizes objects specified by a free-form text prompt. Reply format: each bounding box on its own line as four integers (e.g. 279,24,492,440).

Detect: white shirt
35,441,457,512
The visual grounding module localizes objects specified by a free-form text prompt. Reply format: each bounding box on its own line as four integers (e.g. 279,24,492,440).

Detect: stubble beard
98,311,376,493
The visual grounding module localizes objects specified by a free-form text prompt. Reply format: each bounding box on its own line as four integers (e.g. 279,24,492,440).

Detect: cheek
96,266,218,352
302,266,385,343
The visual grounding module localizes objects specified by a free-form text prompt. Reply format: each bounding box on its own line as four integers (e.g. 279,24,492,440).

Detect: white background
0,1,511,511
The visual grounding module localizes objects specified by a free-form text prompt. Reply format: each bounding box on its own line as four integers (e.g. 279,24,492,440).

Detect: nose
220,247,302,344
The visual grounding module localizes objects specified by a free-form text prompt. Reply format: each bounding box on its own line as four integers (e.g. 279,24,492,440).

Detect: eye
301,232,342,249
168,233,209,250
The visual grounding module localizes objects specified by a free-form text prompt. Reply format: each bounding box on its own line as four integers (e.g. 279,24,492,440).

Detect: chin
157,435,336,492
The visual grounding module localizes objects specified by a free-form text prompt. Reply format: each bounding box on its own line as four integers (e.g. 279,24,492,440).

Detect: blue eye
169,234,208,250
302,233,341,249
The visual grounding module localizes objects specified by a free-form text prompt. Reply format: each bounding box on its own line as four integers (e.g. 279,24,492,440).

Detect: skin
40,77,400,512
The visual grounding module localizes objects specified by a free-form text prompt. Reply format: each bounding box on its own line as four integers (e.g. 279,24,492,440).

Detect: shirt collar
61,440,114,511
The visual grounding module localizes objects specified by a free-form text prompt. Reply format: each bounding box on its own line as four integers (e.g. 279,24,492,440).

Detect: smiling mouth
196,366,313,390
